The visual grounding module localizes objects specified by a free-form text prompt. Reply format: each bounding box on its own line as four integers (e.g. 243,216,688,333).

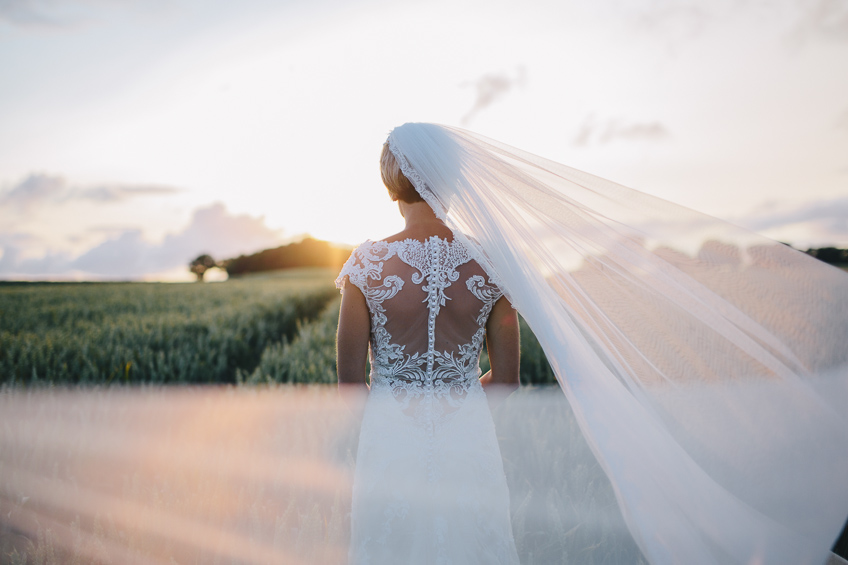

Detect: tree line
189,238,352,281
189,242,848,281
804,246,848,265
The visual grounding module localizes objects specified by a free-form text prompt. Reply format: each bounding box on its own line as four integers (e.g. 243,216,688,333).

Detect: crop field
0,270,339,386
0,269,556,387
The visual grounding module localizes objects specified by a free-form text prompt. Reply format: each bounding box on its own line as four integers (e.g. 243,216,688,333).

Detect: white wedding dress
336,235,520,565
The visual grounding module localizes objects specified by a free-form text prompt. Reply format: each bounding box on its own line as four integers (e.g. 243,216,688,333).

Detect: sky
0,0,846,281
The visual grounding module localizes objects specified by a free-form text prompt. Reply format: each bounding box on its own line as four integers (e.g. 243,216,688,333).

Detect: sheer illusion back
338,236,502,399
337,235,519,565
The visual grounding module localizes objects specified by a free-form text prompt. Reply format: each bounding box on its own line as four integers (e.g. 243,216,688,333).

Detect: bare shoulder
380,226,455,244
379,231,407,244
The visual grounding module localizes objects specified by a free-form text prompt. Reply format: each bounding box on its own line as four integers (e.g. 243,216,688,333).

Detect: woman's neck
385,200,453,242
399,200,442,230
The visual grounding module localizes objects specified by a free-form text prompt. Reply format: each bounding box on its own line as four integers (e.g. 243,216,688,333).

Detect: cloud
791,0,848,43
621,0,848,48
0,0,175,29
156,202,285,265
0,0,85,27
0,202,284,279
738,195,848,244
0,232,71,276
79,184,181,202
573,116,670,146
0,174,66,211
838,107,848,132
70,229,151,275
461,66,526,125
629,2,712,43
0,173,181,213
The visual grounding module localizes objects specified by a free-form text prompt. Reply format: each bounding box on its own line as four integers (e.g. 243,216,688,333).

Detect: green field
0,270,338,385
0,269,555,386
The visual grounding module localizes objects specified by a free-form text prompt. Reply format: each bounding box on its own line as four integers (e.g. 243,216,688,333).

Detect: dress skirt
348,379,519,565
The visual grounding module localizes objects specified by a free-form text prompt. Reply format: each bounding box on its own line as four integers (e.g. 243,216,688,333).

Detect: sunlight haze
1,0,847,280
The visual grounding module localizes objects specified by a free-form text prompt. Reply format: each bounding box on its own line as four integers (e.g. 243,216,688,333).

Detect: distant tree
806,247,848,265
189,254,217,282
223,237,351,277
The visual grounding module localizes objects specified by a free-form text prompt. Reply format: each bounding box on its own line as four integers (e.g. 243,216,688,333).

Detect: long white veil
387,123,848,565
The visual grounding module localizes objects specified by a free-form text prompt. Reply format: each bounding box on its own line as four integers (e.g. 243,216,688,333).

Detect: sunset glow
1,0,847,280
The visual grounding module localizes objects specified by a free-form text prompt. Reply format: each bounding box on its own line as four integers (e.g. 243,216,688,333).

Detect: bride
336,140,521,564
337,123,848,564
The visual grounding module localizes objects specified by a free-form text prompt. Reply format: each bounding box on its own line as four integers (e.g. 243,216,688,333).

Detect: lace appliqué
336,237,503,411
432,275,501,393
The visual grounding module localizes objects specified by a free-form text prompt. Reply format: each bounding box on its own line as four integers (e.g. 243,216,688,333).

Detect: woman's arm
336,278,370,413
480,296,520,407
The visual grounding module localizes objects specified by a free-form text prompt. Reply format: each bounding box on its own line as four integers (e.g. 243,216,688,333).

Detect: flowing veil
386,123,848,565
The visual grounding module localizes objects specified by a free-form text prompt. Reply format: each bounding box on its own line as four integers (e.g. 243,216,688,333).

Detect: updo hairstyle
380,142,424,204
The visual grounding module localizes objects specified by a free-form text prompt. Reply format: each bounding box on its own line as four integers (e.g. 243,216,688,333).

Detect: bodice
336,236,503,404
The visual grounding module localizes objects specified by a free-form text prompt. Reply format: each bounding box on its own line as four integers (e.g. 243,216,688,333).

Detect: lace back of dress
336,236,503,406
340,235,521,565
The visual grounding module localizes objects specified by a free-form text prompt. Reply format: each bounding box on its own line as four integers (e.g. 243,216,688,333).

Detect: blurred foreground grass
0,385,645,565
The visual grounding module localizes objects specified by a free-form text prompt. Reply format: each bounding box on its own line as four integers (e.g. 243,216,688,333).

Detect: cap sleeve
335,241,371,294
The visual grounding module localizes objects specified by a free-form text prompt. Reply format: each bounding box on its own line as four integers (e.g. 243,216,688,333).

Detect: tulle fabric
350,381,518,565
387,123,848,565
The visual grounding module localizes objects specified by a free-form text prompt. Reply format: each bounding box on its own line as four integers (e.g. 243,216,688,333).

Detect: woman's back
337,233,520,564
338,235,503,399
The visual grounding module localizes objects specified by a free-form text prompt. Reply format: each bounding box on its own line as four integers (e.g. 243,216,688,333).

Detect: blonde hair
380,143,423,204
